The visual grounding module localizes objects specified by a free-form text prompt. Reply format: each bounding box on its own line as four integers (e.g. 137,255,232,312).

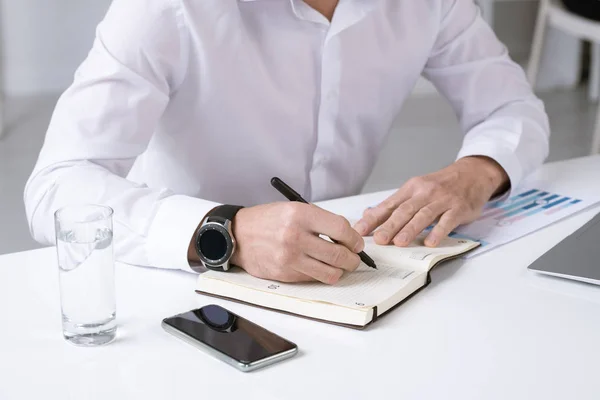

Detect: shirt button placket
311,35,342,200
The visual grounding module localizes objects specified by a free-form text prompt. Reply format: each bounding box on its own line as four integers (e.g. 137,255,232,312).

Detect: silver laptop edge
528,210,600,286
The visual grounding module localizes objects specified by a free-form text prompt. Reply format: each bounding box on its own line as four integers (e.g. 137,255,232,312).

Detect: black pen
270,177,377,269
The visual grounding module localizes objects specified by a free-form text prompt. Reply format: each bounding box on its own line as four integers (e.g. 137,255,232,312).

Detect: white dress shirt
25,0,550,272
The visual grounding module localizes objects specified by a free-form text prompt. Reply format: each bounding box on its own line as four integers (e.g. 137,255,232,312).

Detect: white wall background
1,0,111,96
0,0,583,96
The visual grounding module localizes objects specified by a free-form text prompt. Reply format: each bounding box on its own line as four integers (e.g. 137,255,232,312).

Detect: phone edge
161,321,298,372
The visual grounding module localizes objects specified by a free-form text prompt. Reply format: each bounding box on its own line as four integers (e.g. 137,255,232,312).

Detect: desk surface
2,156,600,400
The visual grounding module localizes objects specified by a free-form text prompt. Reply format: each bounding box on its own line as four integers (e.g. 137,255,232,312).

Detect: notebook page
200,234,476,309
364,233,477,271
202,263,423,309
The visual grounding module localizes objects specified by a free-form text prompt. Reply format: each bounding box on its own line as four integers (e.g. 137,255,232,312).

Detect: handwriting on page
208,263,418,309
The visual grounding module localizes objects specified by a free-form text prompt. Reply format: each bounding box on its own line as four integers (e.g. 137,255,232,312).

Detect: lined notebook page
202,263,421,309
199,235,477,309
364,234,477,268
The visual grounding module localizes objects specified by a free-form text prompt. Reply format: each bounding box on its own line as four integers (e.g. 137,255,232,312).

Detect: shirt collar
237,0,379,37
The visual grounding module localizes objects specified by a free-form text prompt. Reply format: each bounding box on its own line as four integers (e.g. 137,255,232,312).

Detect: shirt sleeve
23,0,219,272
423,0,550,194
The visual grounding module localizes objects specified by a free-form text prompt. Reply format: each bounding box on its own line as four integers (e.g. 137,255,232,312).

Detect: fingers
354,191,411,236
267,268,316,283
425,210,461,247
293,256,347,285
305,206,364,254
302,235,361,272
241,256,315,284
371,197,427,245
268,203,363,284
389,202,448,246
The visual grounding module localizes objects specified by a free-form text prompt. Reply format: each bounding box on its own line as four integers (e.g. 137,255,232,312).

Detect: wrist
456,156,510,197
230,207,249,267
188,206,219,267
187,205,244,270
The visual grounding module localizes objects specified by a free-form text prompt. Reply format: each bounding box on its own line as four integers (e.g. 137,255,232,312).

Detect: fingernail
354,221,368,235
397,233,409,244
426,236,439,247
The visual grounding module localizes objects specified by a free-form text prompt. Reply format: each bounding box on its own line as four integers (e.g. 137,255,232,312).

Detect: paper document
346,183,600,259
443,187,599,257
206,263,418,308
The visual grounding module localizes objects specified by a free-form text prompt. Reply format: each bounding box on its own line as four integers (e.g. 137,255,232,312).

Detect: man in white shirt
25,0,549,284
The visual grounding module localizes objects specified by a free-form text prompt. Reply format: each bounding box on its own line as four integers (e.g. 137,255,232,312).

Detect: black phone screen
163,305,297,363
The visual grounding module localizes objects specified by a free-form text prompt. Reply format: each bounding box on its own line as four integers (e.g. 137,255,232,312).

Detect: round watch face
197,223,233,265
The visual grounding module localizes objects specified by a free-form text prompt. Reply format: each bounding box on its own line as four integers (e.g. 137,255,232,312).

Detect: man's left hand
353,156,509,247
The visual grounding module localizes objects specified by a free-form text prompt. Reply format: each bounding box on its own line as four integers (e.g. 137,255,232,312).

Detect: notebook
196,234,480,329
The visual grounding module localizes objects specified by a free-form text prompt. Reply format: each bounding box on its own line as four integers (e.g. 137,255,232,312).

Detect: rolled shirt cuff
147,195,220,273
456,139,523,200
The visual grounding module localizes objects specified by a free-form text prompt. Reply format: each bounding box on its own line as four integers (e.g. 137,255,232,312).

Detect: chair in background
528,0,600,154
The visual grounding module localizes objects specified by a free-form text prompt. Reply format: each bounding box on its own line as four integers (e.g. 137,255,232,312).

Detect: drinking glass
54,205,117,346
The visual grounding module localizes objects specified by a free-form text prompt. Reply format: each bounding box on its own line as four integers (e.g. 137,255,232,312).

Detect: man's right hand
230,203,365,284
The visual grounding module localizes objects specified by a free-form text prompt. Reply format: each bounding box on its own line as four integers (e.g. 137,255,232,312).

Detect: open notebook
196,234,479,329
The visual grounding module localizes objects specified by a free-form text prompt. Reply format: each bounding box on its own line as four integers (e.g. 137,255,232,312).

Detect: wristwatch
194,205,244,272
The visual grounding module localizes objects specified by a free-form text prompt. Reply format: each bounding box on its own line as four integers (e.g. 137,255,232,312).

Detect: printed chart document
196,235,479,329
449,186,599,257
346,176,600,259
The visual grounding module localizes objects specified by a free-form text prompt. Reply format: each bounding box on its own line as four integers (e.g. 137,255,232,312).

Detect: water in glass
57,224,116,346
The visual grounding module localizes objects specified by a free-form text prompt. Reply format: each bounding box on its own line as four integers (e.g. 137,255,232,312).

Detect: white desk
1,156,600,400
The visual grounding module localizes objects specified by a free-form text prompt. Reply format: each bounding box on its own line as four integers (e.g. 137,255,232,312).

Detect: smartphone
162,304,298,372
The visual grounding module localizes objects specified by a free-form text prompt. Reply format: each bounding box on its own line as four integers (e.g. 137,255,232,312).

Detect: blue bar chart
479,189,582,227
453,187,593,258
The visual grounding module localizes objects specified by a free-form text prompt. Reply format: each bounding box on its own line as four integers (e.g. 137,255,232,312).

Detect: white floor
0,88,597,255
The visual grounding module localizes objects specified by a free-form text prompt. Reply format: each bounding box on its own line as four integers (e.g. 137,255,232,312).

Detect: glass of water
54,205,116,346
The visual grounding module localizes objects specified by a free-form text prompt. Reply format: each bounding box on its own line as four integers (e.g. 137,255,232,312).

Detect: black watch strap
207,205,244,224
